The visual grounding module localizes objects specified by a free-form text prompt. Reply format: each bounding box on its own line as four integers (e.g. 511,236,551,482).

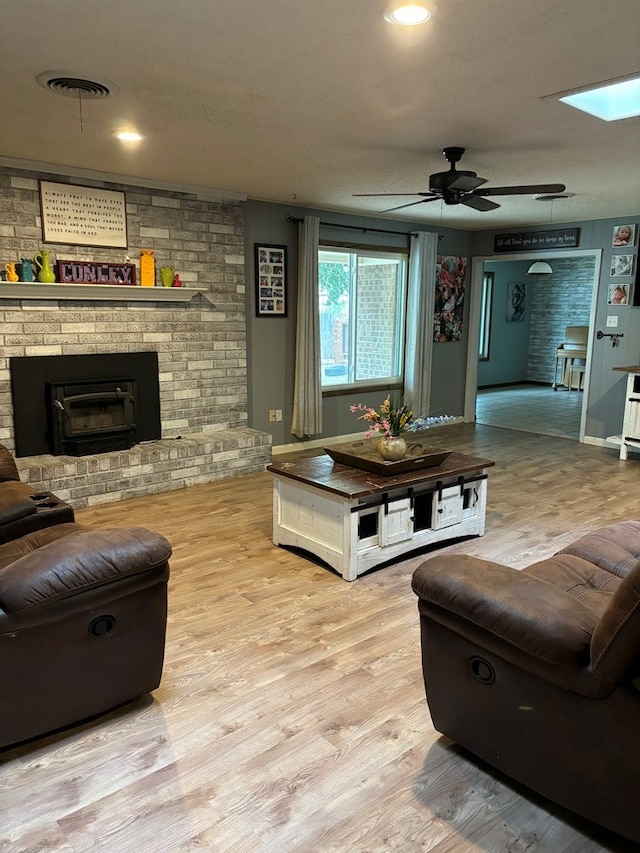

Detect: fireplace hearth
10,352,161,457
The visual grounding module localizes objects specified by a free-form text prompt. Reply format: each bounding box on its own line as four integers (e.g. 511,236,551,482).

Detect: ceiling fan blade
461,195,500,212
474,183,566,198
381,197,440,213
447,175,488,192
352,192,433,198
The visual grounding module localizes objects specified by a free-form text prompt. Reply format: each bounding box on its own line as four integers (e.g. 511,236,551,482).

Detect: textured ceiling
1,0,639,230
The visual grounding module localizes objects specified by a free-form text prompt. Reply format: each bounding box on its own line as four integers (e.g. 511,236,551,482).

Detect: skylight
558,76,640,121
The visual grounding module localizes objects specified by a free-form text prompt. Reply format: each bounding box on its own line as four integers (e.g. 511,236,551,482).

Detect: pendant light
527,195,567,275
527,260,553,275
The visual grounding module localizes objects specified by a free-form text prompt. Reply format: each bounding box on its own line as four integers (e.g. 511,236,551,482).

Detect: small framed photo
610,254,635,278
607,282,630,305
255,244,287,317
612,223,636,248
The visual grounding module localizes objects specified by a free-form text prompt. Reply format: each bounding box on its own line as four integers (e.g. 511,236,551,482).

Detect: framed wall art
506,282,526,322
39,181,128,248
255,243,287,317
610,254,635,278
607,282,630,305
434,255,466,342
612,223,636,248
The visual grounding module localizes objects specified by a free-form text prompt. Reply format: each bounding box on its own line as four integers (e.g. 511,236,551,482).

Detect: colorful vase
20,258,34,282
33,250,56,283
4,262,19,282
160,266,175,288
140,250,156,287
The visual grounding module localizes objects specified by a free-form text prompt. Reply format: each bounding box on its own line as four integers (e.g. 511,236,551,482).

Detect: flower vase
377,435,407,462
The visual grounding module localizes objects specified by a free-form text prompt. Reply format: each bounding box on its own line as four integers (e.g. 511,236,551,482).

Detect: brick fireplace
0,167,271,506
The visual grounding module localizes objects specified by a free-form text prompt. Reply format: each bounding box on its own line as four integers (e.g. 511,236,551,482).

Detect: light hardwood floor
1,424,639,853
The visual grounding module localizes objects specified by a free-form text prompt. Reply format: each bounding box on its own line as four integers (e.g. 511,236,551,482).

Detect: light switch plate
606,315,619,328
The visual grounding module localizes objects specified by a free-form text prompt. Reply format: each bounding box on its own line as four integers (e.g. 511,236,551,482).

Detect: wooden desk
268,451,495,581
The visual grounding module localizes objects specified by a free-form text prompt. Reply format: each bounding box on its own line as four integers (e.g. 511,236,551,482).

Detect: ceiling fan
353,146,566,213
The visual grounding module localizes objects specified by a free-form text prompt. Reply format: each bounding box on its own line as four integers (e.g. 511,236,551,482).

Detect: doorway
464,249,602,442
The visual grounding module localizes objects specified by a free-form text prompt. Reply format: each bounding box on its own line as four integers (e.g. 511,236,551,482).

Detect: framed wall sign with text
255,243,287,317
40,181,128,248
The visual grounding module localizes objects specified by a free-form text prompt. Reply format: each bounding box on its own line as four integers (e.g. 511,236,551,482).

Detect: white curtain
290,215,322,438
404,230,437,417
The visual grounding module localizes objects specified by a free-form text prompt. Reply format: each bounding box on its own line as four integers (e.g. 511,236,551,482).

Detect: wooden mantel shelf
0,282,204,302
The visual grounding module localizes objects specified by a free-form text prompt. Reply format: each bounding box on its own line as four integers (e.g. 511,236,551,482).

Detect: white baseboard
583,435,622,449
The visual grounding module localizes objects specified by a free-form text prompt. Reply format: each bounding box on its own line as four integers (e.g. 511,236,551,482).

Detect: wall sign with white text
494,228,580,253
40,181,128,248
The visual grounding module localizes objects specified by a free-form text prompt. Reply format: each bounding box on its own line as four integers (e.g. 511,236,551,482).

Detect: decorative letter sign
57,260,137,285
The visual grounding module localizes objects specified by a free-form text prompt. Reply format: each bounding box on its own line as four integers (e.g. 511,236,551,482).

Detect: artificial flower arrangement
350,396,454,439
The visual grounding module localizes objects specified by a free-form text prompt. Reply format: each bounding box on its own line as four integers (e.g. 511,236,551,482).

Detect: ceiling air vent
534,193,574,202
37,71,118,99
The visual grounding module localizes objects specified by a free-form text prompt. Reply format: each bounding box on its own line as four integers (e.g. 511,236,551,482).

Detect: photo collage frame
609,223,637,306
255,244,287,316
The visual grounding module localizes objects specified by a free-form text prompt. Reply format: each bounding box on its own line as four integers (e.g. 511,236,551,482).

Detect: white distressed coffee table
268,450,495,581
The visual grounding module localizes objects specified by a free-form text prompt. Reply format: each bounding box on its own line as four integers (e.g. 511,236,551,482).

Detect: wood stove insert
48,379,137,456
10,352,161,457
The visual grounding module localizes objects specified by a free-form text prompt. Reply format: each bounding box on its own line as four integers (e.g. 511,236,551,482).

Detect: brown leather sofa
0,444,172,748
412,521,640,845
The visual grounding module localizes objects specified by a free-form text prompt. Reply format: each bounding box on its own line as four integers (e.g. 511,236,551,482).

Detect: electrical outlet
606,315,618,328
275,409,283,422
269,409,277,422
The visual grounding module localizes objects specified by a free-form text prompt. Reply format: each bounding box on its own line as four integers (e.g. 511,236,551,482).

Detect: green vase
33,250,56,283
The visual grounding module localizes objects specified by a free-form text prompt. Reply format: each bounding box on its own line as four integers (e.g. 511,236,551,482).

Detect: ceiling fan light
527,261,553,275
383,3,432,25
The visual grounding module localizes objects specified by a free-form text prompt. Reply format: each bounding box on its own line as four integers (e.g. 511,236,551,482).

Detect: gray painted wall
247,205,639,445
472,218,640,441
478,260,533,386
244,201,473,444
478,257,595,387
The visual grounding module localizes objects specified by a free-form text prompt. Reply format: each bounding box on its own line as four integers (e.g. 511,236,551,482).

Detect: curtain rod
284,213,444,239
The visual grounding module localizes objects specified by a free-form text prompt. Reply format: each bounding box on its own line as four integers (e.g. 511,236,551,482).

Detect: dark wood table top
613,365,640,374
268,451,495,499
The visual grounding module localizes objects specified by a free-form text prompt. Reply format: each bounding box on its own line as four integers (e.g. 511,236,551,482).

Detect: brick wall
0,167,271,505
526,256,594,383
356,263,399,379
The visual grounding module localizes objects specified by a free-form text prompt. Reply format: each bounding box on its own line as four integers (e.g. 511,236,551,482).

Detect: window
318,247,407,388
478,271,493,361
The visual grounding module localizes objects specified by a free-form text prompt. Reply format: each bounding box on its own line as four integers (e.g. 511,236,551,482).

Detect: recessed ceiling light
383,3,432,25
547,74,640,121
116,131,142,142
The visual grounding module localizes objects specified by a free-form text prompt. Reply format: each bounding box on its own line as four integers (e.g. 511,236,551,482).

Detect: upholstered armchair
412,521,640,845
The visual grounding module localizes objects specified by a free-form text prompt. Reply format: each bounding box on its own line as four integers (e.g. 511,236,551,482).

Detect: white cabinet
619,371,640,460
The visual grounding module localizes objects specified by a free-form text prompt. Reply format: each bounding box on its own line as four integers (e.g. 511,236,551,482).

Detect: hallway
476,383,583,440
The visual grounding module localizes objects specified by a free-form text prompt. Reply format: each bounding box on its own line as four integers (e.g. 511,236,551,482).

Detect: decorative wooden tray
323,438,450,476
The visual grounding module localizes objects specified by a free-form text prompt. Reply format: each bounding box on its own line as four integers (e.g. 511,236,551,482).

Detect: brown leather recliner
0,443,75,543
0,442,172,748
412,521,640,845
0,522,171,749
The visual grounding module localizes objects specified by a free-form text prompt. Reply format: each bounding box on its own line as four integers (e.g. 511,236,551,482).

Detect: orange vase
140,250,156,287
